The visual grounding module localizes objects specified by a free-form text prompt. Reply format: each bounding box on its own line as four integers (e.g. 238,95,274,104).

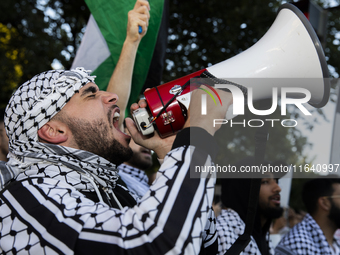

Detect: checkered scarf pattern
276,213,340,255
0,161,19,190
8,142,119,190
118,164,149,184
217,209,274,255
117,163,150,199
4,68,95,143
1,68,119,191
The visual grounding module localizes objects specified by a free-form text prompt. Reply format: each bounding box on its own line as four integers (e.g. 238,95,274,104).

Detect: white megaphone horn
133,3,330,138
206,3,329,106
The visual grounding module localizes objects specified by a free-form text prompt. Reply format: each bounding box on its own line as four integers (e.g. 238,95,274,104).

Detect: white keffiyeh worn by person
117,163,150,199
217,209,274,255
0,68,218,255
275,213,340,255
3,68,125,204
0,69,97,187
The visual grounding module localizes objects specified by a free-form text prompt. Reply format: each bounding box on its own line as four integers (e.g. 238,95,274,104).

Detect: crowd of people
0,0,340,254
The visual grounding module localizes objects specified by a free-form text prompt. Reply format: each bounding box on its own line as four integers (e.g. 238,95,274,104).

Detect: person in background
335,229,340,242
105,0,150,130
217,157,285,255
270,207,290,248
212,194,223,217
0,108,9,162
103,0,158,199
287,207,305,229
275,176,340,255
117,121,155,199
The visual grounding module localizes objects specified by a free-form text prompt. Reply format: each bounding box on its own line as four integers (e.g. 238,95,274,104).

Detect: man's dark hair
0,108,5,123
302,175,340,215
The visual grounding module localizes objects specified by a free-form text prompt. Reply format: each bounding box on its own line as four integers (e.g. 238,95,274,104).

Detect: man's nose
102,91,119,104
273,181,282,193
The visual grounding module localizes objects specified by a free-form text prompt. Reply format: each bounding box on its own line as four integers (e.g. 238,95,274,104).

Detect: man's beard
259,197,284,220
64,116,132,165
328,199,340,229
260,206,284,220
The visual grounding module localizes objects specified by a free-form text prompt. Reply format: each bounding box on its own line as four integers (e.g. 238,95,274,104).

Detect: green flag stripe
85,0,164,115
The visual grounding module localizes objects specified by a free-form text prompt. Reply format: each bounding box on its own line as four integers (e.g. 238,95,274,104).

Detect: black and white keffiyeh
117,163,150,198
4,68,95,143
0,68,121,191
8,142,119,190
0,161,18,190
275,213,340,255
217,208,274,255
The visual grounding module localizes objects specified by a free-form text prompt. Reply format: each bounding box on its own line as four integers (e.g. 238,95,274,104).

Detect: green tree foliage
323,1,340,78
163,0,281,81
44,0,90,69
0,0,90,108
0,24,23,108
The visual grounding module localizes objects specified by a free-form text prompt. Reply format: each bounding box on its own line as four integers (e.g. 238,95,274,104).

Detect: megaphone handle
132,108,155,135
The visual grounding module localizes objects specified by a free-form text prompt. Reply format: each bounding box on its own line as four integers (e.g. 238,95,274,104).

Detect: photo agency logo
199,84,223,115
199,83,312,128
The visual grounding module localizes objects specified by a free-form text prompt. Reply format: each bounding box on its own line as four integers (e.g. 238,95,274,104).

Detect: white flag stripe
71,15,110,71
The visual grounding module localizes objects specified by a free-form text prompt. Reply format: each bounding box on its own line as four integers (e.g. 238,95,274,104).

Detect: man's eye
88,94,96,98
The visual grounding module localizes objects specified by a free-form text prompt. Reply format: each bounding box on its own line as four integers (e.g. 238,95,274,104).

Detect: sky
301,94,336,166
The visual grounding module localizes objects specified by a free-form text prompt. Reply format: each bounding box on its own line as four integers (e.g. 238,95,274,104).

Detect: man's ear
318,196,331,212
37,121,68,144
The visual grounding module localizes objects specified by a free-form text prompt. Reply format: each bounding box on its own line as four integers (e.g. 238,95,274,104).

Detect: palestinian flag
72,0,168,114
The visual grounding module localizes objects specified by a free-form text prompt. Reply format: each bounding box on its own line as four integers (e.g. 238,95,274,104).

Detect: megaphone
133,3,330,138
